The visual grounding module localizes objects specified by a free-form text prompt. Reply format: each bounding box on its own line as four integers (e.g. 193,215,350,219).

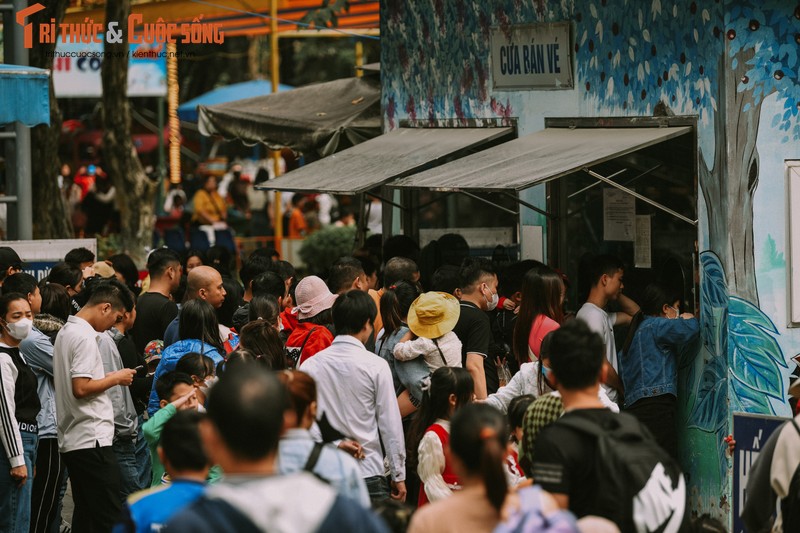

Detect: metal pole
13,0,32,239
584,168,698,226
167,42,181,184
355,41,363,78
270,0,283,256
157,96,166,176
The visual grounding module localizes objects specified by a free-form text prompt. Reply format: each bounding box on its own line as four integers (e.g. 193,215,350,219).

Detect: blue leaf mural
687,354,727,433
687,252,728,433
728,296,787,412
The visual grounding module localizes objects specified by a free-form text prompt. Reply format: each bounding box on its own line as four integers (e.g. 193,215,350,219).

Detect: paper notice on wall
635,215,652,268
603,188,635,241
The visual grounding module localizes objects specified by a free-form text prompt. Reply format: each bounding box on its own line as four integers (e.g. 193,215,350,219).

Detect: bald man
163,266,227,347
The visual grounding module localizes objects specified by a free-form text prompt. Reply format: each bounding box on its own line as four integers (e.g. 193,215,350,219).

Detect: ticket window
546,130,698,319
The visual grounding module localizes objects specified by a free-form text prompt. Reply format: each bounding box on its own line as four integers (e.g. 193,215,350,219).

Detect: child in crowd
505,395,534,487
408,403,512,533
143,371,222,487
174,352,216,408
393,292,462,371
407,367,474,506
114,411,210,533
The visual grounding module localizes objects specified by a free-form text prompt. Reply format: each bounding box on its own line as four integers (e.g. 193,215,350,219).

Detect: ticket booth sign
490,22,573,90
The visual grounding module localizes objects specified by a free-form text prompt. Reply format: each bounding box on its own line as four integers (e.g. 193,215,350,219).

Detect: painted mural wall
381,0,800,522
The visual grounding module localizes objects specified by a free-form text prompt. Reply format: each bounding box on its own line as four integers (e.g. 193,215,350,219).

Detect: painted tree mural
577,0,799,506
579,0,800,306
381,1,800,520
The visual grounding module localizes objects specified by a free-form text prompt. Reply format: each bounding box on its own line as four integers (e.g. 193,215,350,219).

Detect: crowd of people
0,235,791,533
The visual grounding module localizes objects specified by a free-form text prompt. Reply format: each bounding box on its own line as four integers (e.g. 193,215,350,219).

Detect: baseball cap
92,261,116,279
0,247,23,272
144,340,164,365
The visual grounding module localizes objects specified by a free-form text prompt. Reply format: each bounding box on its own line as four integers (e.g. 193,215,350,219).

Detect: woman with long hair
146,299,225,416
107,254,141,297
0,293,41,532
407,367,473,506
619,282,699,459
512,265,565,366
247,295,281,330
408,403,509,533
26,283,71,533
238,320,287,370
377,281,425,415
276,370,370,508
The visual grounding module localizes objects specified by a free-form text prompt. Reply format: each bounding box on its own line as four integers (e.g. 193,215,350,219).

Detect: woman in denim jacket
376,281,427,417
619,283,699,459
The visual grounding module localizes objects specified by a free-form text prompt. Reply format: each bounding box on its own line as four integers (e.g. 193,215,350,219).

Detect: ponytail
380,288,401,338
450,403,509,515
380,281,420,338
478,428,508,512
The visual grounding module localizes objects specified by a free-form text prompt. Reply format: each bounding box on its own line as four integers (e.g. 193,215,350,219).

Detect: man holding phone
54,279,137,532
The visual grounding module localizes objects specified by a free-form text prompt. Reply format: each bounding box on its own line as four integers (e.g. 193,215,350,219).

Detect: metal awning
391,126,692,192
0,65,51,127
255,127,514,195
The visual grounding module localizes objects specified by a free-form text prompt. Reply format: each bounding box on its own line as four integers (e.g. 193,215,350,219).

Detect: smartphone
134,365,144,371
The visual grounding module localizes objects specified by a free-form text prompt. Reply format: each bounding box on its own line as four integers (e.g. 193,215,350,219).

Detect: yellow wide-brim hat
407,291,460,339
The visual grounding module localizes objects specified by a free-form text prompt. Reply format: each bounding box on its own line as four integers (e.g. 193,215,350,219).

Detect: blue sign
22,261,58,283
732,412,787,533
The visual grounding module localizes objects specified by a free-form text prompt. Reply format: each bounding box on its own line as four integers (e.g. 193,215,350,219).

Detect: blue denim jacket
377,326,430,405
619,316,699,408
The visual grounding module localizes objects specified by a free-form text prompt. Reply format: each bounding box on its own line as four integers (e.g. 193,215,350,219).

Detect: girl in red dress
407,366,474,506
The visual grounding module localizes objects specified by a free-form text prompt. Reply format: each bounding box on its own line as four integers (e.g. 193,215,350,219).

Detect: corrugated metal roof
390,126,692,191
255,127,514,195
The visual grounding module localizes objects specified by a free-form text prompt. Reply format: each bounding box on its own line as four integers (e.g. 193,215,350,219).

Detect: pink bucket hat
293,276,338,320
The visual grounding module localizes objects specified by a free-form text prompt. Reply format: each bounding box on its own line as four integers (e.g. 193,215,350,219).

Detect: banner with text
490,22,573,90
52,41,167,98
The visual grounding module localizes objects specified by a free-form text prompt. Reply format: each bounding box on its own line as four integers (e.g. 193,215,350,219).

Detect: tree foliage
576,0,722,126
727,2,800,142
577,0,800,140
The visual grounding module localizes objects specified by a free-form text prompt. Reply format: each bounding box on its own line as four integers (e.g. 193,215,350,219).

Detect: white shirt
53,316,114,452
576,302,619,403
485,361,619,413
417,419,458,502
393,331,462,372
301,335,406,481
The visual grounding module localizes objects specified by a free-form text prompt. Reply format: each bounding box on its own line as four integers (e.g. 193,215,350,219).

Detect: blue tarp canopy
178,79,293,122
0,64,50,127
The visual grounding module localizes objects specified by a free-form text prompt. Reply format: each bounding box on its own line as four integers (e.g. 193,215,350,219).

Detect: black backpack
558,413,689,533
780,419,800,531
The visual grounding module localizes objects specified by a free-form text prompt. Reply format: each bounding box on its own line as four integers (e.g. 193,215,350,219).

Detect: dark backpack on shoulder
780,419,800,531
558,413,689,533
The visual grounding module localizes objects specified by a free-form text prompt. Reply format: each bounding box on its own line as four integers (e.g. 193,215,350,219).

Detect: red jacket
285,322,334,367
281,308,299,337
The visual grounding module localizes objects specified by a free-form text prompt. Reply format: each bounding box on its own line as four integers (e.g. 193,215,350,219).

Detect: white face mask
483,284,499,311
5,317,32,340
